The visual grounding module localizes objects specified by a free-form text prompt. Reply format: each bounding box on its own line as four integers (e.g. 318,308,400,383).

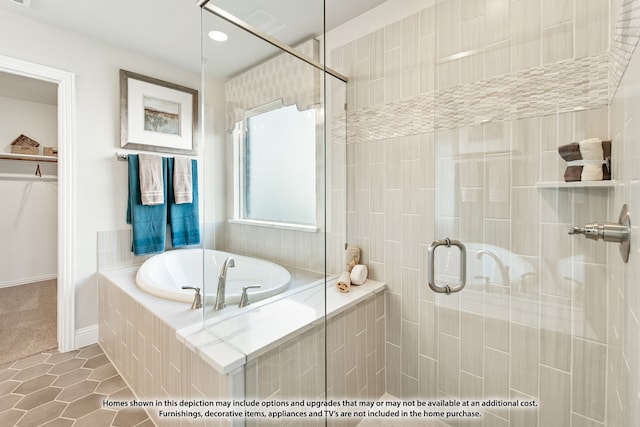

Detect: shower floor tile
0,344,153,426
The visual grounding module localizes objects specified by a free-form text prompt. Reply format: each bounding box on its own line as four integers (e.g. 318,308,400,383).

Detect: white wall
0,95,57,152
0,7,200,331
0,95,58,287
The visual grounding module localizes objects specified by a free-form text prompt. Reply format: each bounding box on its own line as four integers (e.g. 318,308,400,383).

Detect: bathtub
135,249,291,304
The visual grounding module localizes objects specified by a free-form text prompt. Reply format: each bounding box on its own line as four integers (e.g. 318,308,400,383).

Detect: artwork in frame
120,69,198,155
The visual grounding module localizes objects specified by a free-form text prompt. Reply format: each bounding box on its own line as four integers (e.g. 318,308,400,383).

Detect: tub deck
99,266,385,375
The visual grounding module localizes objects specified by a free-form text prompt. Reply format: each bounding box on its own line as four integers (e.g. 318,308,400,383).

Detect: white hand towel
336,271,351,293
350,264,368,285
579,138,604,181
138,154,164,206
173,156,193,204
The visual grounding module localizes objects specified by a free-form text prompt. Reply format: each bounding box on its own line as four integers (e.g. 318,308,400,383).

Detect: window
233,101,317,229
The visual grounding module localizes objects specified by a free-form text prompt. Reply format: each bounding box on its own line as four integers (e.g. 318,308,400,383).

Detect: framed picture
120,69,198,155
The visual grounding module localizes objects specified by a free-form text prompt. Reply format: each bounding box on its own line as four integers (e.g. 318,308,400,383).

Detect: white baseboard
75,324,98,349
0,274,58,289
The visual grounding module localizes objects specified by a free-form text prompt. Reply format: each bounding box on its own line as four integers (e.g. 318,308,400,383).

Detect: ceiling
0,71,57,105
0,0,386,80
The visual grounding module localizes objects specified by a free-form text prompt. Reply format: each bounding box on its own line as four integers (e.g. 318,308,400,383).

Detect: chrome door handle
427,238,467,294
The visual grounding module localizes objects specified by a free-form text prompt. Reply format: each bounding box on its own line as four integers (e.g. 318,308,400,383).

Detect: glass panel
327,1,626,426
430,1,610,425
198,3,348,426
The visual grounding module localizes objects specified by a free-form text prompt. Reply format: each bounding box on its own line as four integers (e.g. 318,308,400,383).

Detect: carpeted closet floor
0,279,58,365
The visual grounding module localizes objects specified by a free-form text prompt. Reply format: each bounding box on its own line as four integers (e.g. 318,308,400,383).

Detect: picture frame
120,69,198,155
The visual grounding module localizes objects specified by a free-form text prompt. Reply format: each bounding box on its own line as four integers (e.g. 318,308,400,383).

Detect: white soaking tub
135,249,291,304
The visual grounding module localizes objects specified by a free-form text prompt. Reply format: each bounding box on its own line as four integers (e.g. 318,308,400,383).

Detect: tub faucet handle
181,286,202,310
239,285,261,308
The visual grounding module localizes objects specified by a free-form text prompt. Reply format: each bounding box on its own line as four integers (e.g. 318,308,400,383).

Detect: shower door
427,1,611,426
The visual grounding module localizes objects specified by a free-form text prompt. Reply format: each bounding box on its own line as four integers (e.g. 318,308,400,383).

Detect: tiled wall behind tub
328,0,629,426
97,229,153,271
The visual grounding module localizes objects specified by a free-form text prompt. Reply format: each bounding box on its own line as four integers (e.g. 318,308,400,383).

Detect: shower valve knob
568,222,629,243
567,204,631,263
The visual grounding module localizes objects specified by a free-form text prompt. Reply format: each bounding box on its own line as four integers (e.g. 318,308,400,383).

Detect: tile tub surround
177,277,387,372
0,344,152,427
99,266,386,426
99,267,236,427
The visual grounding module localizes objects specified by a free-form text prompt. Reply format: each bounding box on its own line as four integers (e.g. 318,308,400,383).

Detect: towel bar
116,152,197,161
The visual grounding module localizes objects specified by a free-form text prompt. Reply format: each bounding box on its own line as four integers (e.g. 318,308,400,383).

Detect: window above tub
231,100,318,231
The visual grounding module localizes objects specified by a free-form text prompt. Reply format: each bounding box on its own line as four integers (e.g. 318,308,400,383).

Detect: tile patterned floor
0,344,154,427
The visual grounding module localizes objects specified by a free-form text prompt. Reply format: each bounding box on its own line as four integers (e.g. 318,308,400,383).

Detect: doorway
0,54,76,354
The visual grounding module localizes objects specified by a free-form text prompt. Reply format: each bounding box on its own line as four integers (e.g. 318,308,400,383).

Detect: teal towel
127,154,167,255
167,158,200,247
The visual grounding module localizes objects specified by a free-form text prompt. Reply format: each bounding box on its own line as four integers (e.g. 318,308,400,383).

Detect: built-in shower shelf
536,180,615,189
0,153,58,163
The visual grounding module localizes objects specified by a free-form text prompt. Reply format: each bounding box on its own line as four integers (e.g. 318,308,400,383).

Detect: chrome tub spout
214,257,235,310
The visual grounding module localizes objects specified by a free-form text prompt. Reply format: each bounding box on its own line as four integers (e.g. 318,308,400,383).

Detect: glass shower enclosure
199,1,347,425
197,1,633,426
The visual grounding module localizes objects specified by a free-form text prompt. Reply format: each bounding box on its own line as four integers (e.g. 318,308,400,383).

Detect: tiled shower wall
329,0,640,426
608,2,640,424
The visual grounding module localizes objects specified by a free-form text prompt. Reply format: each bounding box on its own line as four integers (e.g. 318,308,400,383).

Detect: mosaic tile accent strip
346,51,609,144
224,39,321,131
610,0,640,98
0,344,152,427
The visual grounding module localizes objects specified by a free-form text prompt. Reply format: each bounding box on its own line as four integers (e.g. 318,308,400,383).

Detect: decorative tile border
346,51,609,144
224,39,321,131
341,0,640,144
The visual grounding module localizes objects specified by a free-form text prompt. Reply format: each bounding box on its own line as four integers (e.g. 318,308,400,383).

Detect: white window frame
230,100,318,232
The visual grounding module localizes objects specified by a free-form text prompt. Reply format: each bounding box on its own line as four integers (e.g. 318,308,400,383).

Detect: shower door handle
427,238,467,294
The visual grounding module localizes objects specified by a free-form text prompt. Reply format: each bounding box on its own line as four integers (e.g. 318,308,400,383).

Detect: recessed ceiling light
208,30,228,42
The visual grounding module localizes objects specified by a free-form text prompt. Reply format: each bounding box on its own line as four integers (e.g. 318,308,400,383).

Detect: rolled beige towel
336,271,351,293
345,246,360,272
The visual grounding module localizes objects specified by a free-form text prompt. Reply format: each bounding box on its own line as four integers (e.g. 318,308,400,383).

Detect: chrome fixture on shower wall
568,204,631,263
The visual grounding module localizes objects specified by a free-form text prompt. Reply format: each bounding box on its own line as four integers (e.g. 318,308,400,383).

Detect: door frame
0,54,76,352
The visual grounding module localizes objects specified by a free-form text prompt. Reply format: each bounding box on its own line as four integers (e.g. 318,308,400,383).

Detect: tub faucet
214,257,235,310
476,249,509,286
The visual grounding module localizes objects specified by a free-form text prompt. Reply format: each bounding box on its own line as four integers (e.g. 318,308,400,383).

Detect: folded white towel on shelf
138,154,164,206
579,138,604,181
173,156,193,204
350,264,368,285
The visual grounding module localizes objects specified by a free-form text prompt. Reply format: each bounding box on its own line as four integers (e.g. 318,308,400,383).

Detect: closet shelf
0,153,58,163
536,180,615,189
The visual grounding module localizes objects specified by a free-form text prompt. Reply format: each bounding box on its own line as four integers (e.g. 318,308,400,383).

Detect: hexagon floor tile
0,345,154,426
